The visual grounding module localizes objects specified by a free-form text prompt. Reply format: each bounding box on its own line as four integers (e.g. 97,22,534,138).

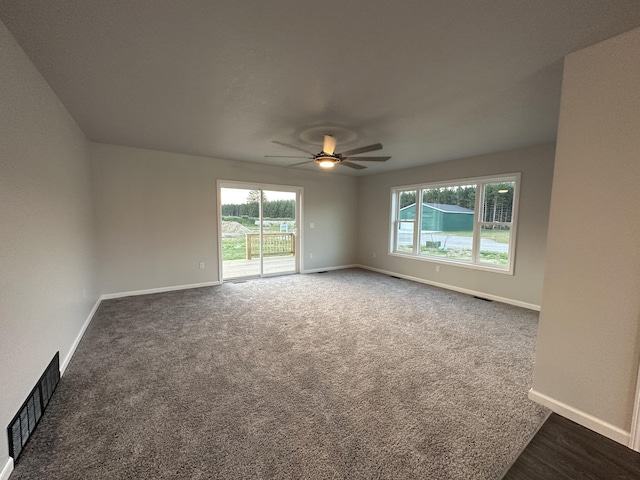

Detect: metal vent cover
7,352,60,461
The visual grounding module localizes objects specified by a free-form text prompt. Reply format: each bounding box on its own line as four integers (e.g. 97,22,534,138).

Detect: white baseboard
100,281,221,300
302,264,359,274
629,365,640,452
357,265,541,311
61,297,102,375
0,457,13,480
528,388,630,446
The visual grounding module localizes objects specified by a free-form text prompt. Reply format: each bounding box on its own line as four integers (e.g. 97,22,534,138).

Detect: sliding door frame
217,180,303,281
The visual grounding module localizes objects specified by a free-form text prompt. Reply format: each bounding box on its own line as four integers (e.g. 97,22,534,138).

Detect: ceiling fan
266,135,390,170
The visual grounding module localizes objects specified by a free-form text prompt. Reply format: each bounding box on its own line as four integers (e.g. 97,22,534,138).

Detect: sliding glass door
219,182,300,280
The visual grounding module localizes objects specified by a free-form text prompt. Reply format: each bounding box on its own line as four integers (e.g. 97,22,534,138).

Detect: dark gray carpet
10,268,547,479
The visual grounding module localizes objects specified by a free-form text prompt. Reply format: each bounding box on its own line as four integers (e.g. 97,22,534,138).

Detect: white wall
357,143,555,308
91,143,359,294
0,20,96,470
531,27,640,444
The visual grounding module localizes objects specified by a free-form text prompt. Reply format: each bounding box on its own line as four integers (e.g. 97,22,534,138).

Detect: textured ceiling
2,0,640,176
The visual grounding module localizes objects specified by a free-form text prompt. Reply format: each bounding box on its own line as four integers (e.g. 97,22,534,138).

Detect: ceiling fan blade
343,156,391,162
323,135,337,154
272,141,315,155
264,155,310,158
289,160,315,167
338,143,383,157
340,161,367,170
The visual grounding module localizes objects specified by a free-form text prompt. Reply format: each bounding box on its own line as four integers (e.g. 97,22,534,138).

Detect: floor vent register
7,352,60,461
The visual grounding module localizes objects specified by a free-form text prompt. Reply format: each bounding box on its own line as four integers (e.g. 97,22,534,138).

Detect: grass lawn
222,237,247,261
442,229,510,243
418,247,508,265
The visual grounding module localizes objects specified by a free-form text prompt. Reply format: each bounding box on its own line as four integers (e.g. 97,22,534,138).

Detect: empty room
2,1,640,479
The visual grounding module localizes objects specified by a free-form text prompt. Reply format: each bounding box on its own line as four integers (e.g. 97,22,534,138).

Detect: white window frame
389,173,521,275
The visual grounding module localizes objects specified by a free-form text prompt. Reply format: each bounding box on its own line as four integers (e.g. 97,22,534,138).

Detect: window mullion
391,191,399,252
471,182,483,264
414,192,423,255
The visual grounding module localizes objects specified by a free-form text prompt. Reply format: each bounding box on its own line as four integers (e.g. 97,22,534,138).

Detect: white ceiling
2,1,640,176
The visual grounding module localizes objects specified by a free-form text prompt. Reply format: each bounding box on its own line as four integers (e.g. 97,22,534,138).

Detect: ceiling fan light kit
269,134,391,171
315,156,337,168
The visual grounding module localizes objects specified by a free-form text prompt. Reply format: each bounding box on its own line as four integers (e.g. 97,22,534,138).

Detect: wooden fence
245,233,295,259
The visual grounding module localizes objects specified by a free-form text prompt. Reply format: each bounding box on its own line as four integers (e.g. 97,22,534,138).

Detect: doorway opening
218,181,301,281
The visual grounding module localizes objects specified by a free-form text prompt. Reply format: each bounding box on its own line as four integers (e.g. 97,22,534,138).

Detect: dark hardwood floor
503,413,640,479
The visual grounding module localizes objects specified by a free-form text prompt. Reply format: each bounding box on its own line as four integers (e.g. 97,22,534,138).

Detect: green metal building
399,203,474,231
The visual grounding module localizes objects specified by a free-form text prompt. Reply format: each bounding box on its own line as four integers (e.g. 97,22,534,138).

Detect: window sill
388,251,514,275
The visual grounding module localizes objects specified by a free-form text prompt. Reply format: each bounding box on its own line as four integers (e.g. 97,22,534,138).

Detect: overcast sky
220,188,296,204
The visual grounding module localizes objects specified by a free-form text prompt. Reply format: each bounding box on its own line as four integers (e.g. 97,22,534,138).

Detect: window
390,174,520,274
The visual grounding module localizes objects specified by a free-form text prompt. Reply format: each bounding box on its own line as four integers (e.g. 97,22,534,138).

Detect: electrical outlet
309,253,313,259
436,265,440,272
372,252,376,258
310,222,315,229
199,262,205,269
